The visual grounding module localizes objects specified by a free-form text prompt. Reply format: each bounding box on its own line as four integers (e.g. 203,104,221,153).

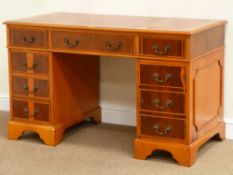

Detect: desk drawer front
93,33,134,55
140,115,185,139
11,51,27,73
51,31,92,50
140,64,184,87
33,102,50,122
140,90,185,114
33,53,49,74
12,76,50,98
12,99,29,119
11,51,49,75
140,37,184,57
12,77,28,96
12,99,50,122
9,28,48,48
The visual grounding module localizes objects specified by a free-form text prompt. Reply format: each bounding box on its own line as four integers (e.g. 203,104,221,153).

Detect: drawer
140,115,185,139
93,32,134,55
12,76,50,98
140,37,184,57
140,64,185,87
140,90,185,114
51,30,93,50
12,99,50,122
11,51,50,74
9,28,48,48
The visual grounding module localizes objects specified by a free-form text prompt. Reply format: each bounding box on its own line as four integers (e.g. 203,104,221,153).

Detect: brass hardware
23,62,37,70
153,123,172,135
32,108,39,116
152,98,173,110
23,108,39,117
152,73,173,84
64,38,80,48
20,36,35,44
105,41,122,51
23,84,38,94
23,108,29,116
152,44,172,55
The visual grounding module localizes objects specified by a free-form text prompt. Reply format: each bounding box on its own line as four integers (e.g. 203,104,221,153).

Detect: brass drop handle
64,38,80,48
152,44,172,55
20,36,35,44
152,98,173,110
105,41,122,51
23,108,39,117
153,123,172,135
22,62,37,70
23,85,39,94
153,73,173,84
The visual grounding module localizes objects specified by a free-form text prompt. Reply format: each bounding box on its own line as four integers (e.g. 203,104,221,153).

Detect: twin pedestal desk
4,12,226,166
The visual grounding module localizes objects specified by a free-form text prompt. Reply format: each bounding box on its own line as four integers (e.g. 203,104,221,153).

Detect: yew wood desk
4,12,226,166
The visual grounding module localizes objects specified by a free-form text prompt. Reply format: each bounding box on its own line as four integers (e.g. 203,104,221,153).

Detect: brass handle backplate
153,123,172,135
23,108,39,117
105,41,122,51
23,85,39,94
20,36,35,44
152,44,172,55
152,98,173,110
153,73,173,84
64,38,80,48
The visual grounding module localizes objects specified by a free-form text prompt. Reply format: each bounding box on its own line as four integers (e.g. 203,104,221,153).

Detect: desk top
4,12,226,35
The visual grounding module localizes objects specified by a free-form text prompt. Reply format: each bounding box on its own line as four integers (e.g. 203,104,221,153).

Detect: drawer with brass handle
140,90,185,114
140,37,185,57
51,30,93,50
140,64,185,87
93,32,134,55
11,51,50,75
9,28,48,48
140,115,185,139
12,76,50,98
12,99,50,122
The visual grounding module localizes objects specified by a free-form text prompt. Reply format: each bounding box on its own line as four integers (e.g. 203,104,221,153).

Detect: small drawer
140,115,185,139
93,32,134,55
12,76,50,98
140,64,185,87
12,99,50,122
11,51,50,74
12,99,29,120
140,37,184,57
11,51,27,73
140,90,185,114
9,28,48,48
51,30,93,51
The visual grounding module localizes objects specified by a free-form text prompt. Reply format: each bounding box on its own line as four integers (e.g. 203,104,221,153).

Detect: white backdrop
0,0,233,128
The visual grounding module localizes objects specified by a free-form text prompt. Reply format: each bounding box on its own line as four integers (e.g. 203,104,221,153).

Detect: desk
4,12,226,166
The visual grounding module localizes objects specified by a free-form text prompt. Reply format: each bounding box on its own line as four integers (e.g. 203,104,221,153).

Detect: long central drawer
51,30,135,55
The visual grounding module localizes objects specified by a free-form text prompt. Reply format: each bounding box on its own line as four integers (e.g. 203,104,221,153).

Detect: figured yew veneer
4,12,226,166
